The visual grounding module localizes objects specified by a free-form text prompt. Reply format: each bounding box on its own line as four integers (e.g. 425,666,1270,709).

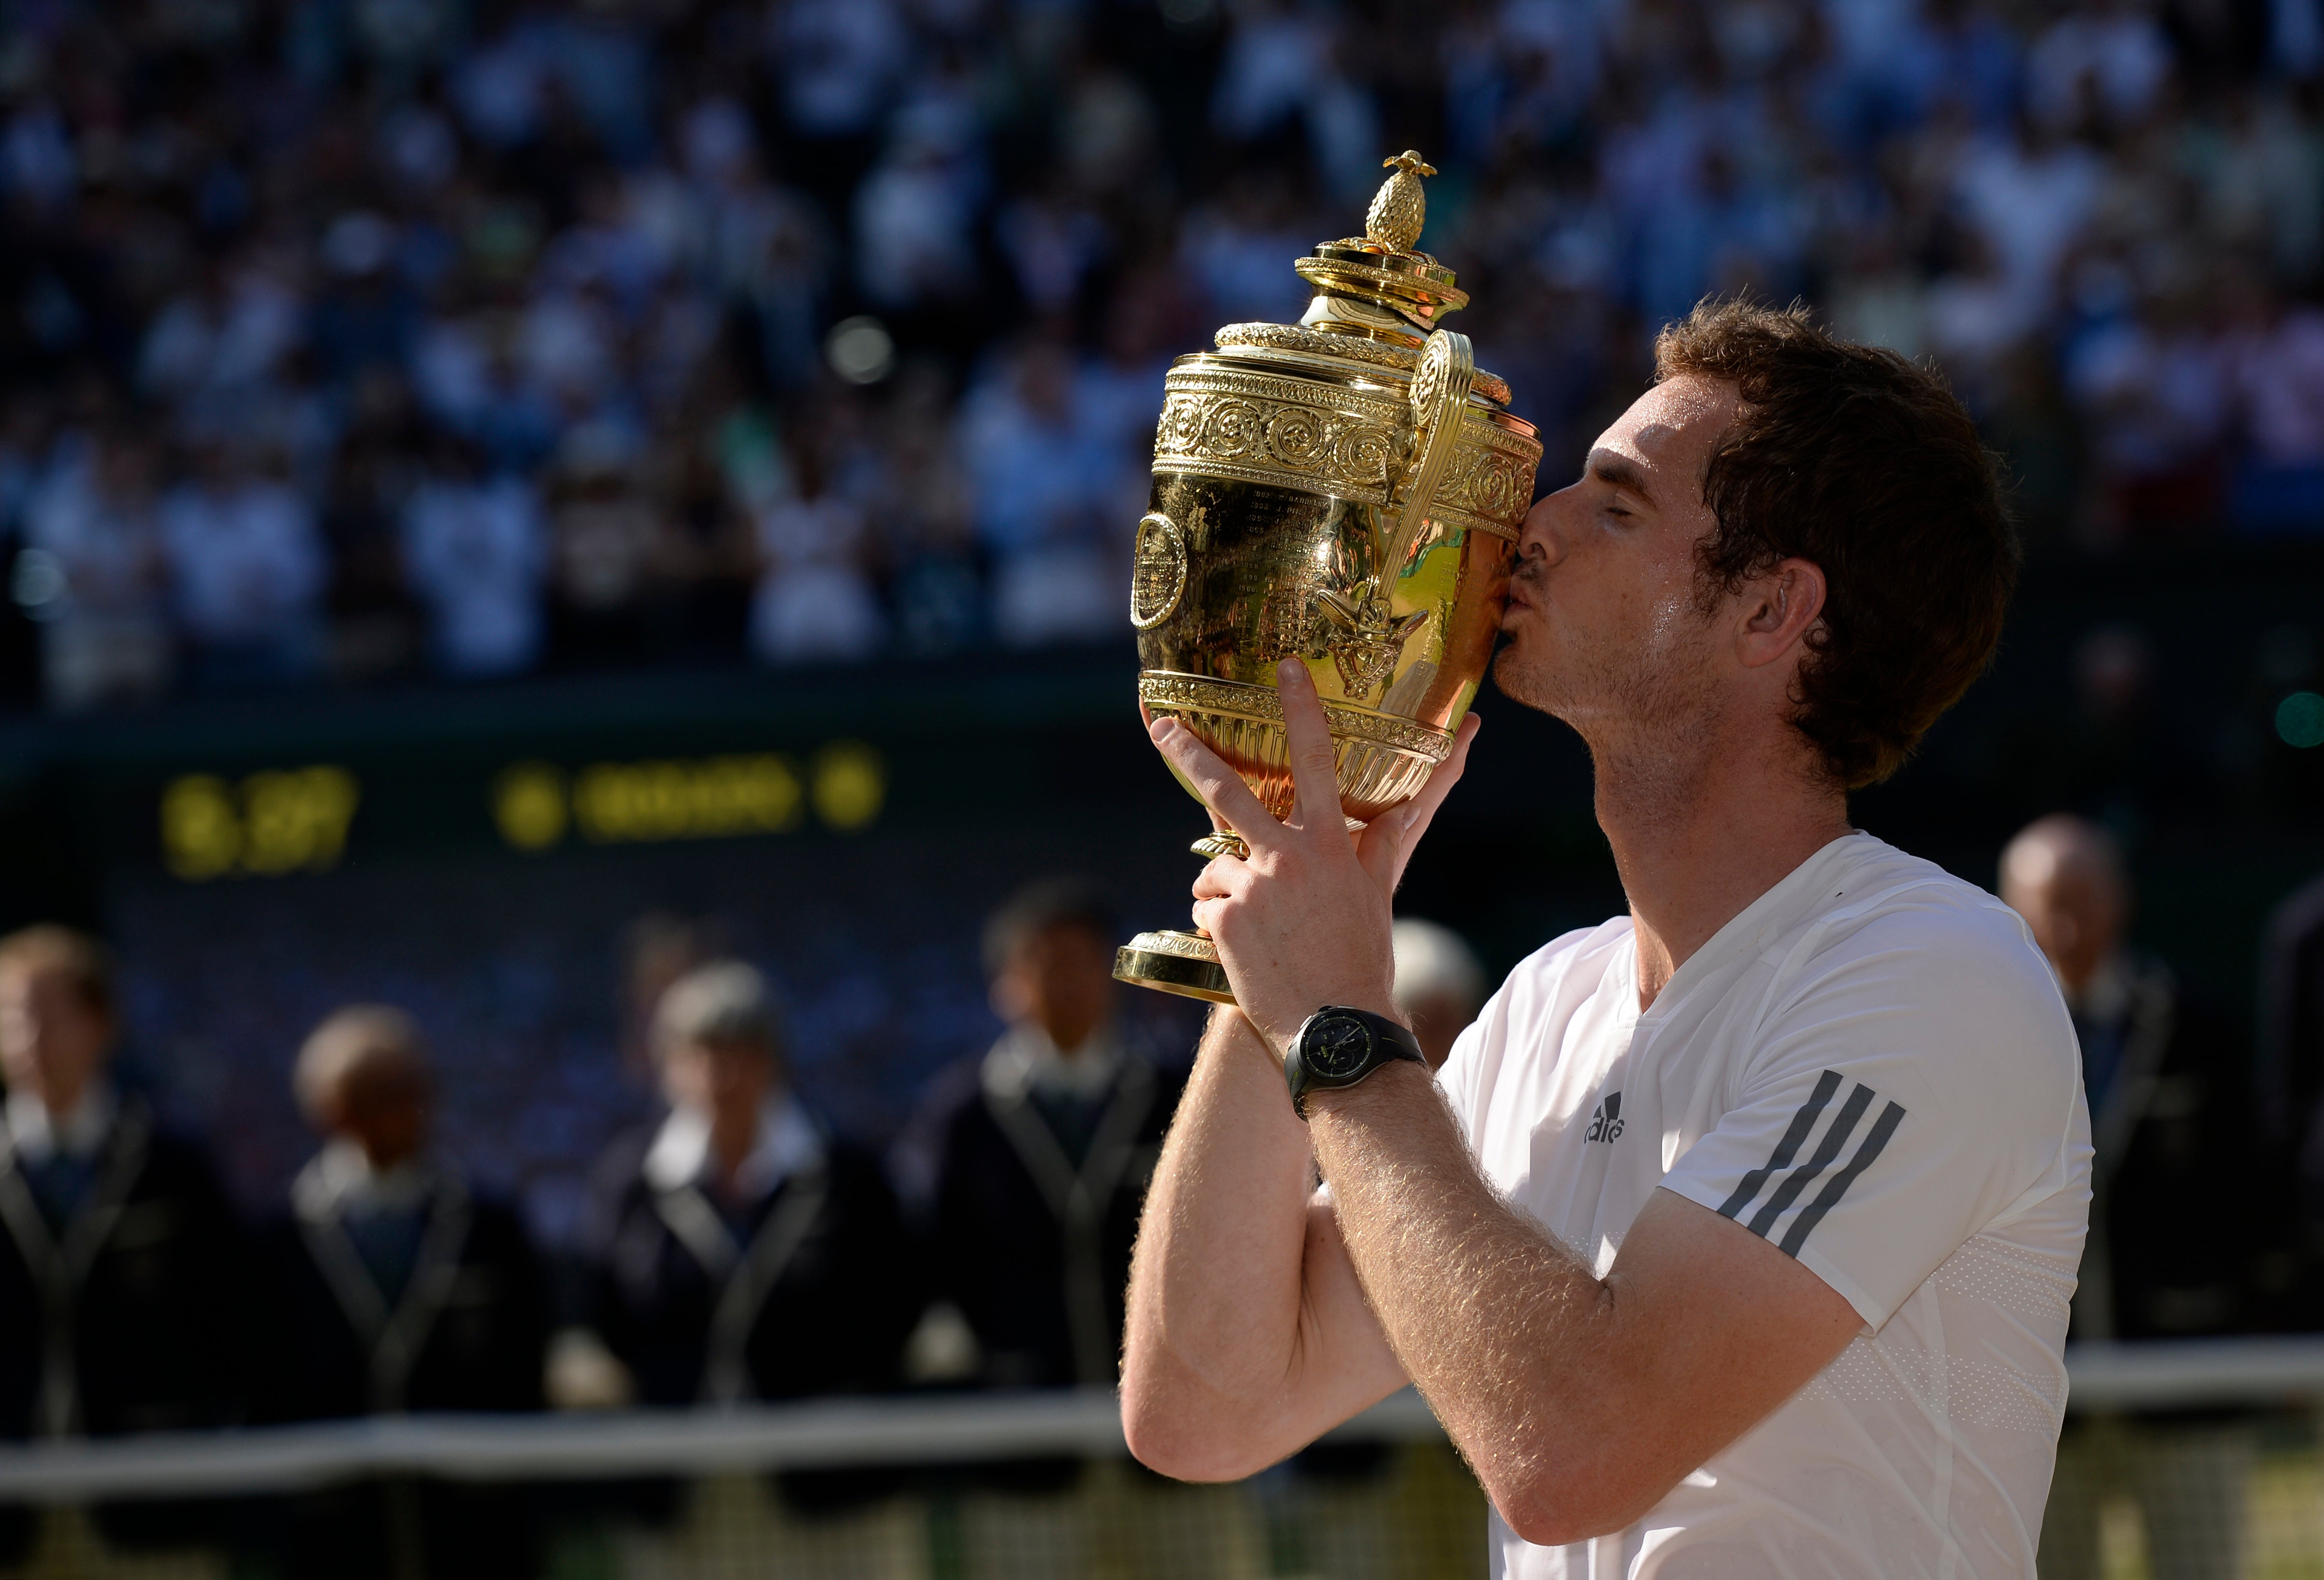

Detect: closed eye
1586,448,1654,510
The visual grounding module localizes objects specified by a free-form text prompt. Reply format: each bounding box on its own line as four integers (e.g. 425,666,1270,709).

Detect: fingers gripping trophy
1114,153,1543,1005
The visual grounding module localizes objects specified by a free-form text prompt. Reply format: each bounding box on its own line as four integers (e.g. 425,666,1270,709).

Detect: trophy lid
1206,150,1510,406
1292,152,1469,342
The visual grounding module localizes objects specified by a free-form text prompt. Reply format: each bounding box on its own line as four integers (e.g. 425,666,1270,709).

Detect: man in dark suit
2261,868,2324,1300
2002,815,2264,1580
893,881,1227,1580
256,1004,547,1580
580,960,918,1532
0,924,248,1559
896,880,1183,1396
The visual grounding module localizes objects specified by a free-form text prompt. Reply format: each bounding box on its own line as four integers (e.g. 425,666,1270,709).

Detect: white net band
0,1340,2312,1501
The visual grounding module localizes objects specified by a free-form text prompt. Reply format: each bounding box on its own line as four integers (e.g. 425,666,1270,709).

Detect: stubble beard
1493,593,1730,829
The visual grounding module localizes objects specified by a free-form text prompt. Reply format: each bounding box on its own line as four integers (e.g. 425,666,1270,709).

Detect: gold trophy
1115,153,1543,1005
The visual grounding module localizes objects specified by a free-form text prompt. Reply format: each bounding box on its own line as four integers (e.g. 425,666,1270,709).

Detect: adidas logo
1585,1092,1624,1143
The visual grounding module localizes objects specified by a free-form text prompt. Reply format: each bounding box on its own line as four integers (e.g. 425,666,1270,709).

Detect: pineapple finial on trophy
1366,151,1438,253
1292,148,1466,331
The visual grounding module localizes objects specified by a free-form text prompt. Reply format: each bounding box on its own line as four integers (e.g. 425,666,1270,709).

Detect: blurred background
0,0,2321,1574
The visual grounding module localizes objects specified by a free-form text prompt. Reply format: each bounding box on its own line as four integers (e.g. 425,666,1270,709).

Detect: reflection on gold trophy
1114,153,1544,1005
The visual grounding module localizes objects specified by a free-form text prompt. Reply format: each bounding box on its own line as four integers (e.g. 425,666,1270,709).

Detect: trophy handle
1378,328,1476,585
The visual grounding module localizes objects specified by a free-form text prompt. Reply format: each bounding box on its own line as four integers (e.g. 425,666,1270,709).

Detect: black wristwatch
1284,1007,1426,1119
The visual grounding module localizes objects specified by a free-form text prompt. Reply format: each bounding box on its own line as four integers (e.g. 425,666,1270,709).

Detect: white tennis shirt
1436,832,2091,1580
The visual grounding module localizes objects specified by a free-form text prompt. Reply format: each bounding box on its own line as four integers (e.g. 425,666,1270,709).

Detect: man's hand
1148,658,1480,1051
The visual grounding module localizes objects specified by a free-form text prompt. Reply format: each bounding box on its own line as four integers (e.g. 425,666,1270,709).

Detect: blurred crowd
0,0,2322,711
0,884,1489,1577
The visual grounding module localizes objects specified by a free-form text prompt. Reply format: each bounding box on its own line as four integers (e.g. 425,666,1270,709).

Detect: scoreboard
156,743,887,883
0,649,1175,924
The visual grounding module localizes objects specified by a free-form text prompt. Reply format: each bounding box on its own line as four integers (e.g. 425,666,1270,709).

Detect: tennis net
0,1339,2319,1579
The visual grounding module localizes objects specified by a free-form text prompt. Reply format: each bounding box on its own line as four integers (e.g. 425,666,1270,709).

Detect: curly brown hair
1654,301,2019,790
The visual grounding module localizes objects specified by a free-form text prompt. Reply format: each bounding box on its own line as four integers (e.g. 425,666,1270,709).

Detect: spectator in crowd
2000,815,2269,1580
749,446,886,666
2229,288,2324,533
1390,918,1489,1071
18,425,172,712
5,0,2323,711
0,925,247,1558
137,250,304,414
872,363,983,657
545,425,661,667
400,431,549,680
2064,276,2235,541
255,1005,546,1580
854,103,988,331
575,961,918,1533
956,337,1124,649
157,439,327,689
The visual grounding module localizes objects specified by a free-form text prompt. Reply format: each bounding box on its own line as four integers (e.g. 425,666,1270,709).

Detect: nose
1515,485,1572,571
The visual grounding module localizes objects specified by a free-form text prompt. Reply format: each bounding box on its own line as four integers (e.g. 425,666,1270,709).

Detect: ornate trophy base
1114,930,1235,1005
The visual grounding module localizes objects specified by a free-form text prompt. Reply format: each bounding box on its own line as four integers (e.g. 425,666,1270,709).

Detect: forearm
1122,1007,1386,1476
1309,1063,1640,1538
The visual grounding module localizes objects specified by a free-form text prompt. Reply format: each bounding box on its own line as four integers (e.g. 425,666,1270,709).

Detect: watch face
1304,1014,1376,1080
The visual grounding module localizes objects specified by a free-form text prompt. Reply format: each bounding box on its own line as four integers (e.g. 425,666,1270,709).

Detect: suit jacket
0,1097,248,1440
2263,872,2324,1191
583,1121,918,1406
2074,951,2268,1341
896,1030,1184,1389
256,1163,546,1421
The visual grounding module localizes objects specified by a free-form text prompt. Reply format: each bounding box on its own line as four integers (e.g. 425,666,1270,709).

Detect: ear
1734,556,1826,671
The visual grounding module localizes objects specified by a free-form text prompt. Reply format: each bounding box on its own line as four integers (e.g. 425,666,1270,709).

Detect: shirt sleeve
1656,907,2085,1330
1432,1010,1491,1148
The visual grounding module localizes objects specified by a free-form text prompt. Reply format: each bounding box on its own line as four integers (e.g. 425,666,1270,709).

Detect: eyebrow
1586,448,1654,504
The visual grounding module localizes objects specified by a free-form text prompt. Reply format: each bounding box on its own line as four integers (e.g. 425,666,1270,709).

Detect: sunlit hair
1655,300,2019,790
2000,813,2128,904
0,924,116,1020
980,877,1116,980
1391,919,1485,1014
652,961,784,1062
294,1004,431,1125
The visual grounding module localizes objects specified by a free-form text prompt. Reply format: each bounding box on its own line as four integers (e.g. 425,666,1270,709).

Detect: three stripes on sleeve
1715,1070,1907,1258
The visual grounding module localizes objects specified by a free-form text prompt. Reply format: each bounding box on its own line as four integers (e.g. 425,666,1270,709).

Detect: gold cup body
1115,325,1541,1005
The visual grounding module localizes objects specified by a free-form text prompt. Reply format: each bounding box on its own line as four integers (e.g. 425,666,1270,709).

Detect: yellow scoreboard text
493,742,885,852
162,766,361,881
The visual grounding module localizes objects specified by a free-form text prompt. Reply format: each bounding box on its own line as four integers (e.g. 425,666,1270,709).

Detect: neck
1030,1014,1108,1059
27,1075,91,1122
358,1141,421,1174
1590,721,1851,1010
708,1096,771,1184
2059,947,2127,1006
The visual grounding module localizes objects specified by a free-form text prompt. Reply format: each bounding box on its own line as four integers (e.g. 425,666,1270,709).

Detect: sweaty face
1493,376,1740,750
